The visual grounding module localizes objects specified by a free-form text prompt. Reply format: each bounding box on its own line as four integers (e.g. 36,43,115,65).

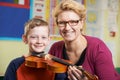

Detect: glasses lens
69,20,79,26
57,21,66,27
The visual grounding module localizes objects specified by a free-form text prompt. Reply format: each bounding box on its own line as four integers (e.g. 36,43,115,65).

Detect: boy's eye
42,36,47,39
29,36,48,40
30,36,37,39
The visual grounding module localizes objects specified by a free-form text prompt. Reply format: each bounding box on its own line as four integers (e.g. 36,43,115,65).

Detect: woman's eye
70,20,78,24
58,21,65,25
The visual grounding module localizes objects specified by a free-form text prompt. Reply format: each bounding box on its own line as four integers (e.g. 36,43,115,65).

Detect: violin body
25,56,46,68
25,55,67,73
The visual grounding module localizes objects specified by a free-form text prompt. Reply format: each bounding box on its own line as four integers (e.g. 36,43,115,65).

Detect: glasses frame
56,19,81,27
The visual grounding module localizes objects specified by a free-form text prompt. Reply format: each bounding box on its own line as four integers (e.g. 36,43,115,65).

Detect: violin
25,53,99,80
25,54,68,73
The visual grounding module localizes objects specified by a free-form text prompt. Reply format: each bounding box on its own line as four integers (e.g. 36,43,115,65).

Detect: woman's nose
65,23,71,30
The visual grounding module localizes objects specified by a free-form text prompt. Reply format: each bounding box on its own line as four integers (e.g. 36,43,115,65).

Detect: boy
4,18,55,80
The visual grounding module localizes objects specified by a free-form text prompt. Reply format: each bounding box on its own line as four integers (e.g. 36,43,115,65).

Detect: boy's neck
31,51,45,57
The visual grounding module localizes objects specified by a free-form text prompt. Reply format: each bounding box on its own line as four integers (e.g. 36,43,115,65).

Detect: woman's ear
80,20,84,30
47,36,51,45
22,35,28,44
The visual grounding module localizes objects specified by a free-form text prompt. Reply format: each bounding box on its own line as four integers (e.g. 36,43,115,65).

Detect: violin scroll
76,66,99,80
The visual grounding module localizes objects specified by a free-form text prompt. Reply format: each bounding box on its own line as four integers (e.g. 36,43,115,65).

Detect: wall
0,0,29,76
0,40,28,75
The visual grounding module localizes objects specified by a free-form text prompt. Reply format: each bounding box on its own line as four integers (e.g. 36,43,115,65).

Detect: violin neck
51,57,72,66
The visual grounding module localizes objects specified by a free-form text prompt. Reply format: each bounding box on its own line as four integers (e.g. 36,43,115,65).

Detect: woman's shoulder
51,40,64,47
84,35,108,50
49,40,64,56
85,35,104,44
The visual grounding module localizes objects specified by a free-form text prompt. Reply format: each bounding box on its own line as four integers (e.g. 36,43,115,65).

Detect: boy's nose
37,38,43,43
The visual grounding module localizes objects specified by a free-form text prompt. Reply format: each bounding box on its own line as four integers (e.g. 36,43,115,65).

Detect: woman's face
23,26,50,53
57,11,83,41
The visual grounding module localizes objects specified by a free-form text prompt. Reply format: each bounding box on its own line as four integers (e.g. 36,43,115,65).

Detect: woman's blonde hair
53,0,86,24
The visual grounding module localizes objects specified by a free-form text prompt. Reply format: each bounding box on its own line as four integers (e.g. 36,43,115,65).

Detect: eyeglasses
57,19,80,27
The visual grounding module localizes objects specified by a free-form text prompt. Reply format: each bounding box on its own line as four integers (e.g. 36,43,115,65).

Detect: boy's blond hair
24,18,50,37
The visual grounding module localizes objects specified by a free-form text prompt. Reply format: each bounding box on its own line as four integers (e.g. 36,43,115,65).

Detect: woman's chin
64,38,74,42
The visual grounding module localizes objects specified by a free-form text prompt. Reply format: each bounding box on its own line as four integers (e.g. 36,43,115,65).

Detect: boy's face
23,26,50,53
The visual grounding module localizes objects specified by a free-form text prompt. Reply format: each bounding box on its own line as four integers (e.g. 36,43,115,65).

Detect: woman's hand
67,66,88,80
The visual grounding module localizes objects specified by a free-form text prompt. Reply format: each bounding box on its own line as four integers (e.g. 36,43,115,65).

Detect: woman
48,0,120,80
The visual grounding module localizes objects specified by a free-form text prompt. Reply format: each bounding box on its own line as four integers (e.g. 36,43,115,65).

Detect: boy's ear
22,35,28,44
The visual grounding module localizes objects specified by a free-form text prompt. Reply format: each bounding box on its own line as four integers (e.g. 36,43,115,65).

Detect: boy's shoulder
9,56,25,69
